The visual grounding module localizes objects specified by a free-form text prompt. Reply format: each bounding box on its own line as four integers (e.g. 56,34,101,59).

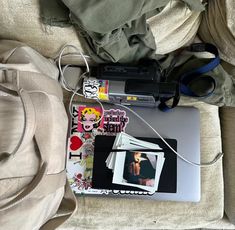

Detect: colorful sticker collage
66,104,129,194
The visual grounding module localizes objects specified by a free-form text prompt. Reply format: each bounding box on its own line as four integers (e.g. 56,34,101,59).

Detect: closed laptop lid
103,104,201,202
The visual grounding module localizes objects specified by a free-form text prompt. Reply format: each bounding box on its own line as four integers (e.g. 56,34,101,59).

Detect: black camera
85,60,178,107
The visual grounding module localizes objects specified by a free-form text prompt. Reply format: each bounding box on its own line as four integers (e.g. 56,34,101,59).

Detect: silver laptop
64,67,200,202
103,104,201,202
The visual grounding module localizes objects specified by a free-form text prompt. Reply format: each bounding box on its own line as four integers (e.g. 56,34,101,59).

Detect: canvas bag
0,40,77,230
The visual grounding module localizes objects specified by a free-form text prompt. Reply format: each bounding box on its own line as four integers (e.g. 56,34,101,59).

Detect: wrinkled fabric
199,0,235,66
0,0,83,58
148,0,202,55
40,0,205,63
170,58,235,107
64,0,204,63
40,0,71,27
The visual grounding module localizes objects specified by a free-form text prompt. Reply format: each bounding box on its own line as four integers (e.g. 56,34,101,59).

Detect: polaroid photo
109,152,117,173
106,152,117,171
105,152,113,167
112,150,165,193
106,132,163,171
119,132,161,150
105,133,122,169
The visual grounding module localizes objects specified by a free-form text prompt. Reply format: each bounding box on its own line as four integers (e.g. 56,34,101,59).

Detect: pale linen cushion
0,0,226,229
204,216,235,229
198,0,235,66
220,107,235,227
0,0,82,58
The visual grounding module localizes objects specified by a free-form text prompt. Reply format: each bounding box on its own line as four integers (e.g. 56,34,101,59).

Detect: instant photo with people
92,133,177,197
123,151,157,187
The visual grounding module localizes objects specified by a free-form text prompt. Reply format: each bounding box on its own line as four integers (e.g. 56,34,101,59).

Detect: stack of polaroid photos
105,133,165,193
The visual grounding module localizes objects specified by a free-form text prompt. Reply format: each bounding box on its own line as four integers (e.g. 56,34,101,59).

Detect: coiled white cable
57,44,104,125
58,44,90,74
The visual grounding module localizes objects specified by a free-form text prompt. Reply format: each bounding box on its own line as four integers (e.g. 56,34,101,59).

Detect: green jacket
40,0,204,63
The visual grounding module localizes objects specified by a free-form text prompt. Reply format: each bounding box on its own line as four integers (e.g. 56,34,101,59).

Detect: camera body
83,61,178,107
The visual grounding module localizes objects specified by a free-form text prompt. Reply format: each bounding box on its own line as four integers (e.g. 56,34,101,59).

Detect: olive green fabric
39,0,71,27
169,58,235,107
39,0,205,63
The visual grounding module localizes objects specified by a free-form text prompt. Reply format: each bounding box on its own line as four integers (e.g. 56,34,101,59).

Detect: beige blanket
199,0,235,66
148,0,201,55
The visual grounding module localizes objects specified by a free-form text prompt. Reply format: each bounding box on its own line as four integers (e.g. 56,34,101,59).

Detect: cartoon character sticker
78,106,103,132
83,79,100,99
83,79,109,100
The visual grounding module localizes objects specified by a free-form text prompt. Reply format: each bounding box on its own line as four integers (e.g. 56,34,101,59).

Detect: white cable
58,44,90,80
55,53,91,61
57,44,104,126
114,103,223,168
60,64,86,92
57,44,90,73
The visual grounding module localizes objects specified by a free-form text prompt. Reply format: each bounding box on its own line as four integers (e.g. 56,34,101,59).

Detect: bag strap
0,84,36,161
0,90,52,211
0,170,67,207
0,88,77,225
40,180,77,230
179,43,219,97
35,92,77,229
158,43,220,112
0,161,47,211
32,92,54,162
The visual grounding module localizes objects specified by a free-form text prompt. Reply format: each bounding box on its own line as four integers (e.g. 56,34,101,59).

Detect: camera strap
159,43,220,112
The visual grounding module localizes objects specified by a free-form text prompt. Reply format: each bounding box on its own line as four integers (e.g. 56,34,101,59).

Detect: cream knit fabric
0,0,82,58
148,0,202,55
199,0,235,66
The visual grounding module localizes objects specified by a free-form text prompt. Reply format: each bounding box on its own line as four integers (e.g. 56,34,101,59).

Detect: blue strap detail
180,84,196,97
180,56,220,86
159,43,220,112
158,102,172,112
180,43,220,97
194,56,220,76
